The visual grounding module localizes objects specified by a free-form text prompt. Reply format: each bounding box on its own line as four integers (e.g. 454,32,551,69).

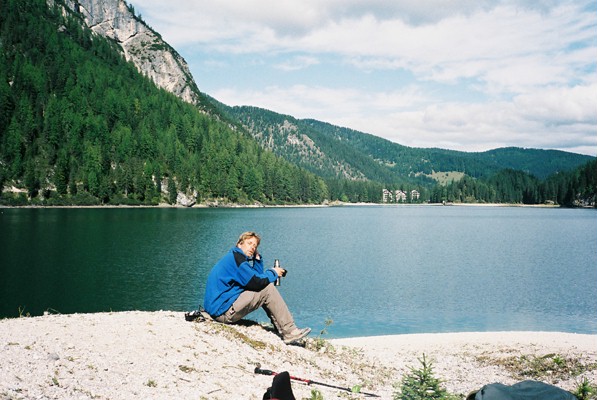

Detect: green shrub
394,354,458,400
575,377,597,400
0,192,29,206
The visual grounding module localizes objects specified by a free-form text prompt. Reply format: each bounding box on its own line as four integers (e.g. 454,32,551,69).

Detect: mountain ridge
216,104,593,184
72,0,593,185
1,0,594,207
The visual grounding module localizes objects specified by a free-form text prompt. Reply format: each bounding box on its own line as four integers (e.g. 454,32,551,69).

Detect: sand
1,311,595,399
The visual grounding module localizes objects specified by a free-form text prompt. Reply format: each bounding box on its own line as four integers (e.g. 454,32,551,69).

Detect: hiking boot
283,327,311,344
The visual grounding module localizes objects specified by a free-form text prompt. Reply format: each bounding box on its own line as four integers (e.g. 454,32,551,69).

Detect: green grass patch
476,352,597,382
213,324,267,351
427,171,466,186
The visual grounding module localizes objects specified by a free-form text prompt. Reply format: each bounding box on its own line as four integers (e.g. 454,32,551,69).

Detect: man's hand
273,267,286,277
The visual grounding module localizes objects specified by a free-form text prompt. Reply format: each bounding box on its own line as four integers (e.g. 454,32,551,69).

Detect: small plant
574,377,597,400
18,306,30,318
145,379,157,388
309,388,324,400
394,354,458,400
552,355,565,367
313,318,333,351
178,365,196,373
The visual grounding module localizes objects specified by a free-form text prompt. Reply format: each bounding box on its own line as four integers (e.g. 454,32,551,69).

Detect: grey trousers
214,283,297,337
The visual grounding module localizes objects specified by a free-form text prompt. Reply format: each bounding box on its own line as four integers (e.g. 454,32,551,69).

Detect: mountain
458,147,593,180
215,104,593,184
67,0,200,105
1,0,594,207
67,0,593,187
0,0,328,206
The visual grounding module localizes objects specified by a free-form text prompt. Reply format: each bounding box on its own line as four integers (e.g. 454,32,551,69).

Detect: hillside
1,0,594,207
0,0,327,206
217,105,593,183
459,147,594,180
64,0,594,194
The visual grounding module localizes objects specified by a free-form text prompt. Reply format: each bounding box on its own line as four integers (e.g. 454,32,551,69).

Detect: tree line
218,106,595,207
428,162,596,206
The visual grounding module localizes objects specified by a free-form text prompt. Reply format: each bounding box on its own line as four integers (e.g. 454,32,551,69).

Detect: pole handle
254,367,276,376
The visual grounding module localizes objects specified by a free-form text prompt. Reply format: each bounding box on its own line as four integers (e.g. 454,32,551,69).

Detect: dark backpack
466,380,577,400
262,371,296,400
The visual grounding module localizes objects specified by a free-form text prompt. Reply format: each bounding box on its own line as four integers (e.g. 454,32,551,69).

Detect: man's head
236,231,261,257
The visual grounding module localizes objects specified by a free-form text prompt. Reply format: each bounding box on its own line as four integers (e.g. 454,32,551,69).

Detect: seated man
203,231,311,344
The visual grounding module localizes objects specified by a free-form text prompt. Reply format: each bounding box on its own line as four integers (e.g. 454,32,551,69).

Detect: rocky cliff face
60,0,200,105
47,0,204,206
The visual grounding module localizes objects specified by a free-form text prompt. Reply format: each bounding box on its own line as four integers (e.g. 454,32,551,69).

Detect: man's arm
234,251,276,291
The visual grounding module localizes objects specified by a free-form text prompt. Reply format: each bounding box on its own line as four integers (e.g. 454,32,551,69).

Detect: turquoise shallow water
1,206,596,338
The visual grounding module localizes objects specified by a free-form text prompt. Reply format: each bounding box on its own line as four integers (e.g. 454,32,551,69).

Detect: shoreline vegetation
1,311,596,399
2,186,592,209
0,200,571,209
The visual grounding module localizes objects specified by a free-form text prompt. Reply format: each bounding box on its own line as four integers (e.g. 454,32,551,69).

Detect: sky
130,0,597,156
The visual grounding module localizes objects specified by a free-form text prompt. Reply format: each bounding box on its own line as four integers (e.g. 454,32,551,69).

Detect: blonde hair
236,231,261,246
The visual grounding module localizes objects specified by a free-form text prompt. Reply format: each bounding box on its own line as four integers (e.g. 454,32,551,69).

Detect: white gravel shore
1,311,595,399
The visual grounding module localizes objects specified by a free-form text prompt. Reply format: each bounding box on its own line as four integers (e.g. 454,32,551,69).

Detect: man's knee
262,283,277,295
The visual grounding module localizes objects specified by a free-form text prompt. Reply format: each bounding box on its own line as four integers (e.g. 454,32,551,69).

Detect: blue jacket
203,247,277,317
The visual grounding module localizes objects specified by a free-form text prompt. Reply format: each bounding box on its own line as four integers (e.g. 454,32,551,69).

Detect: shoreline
331,330,597,353
0,201,572,209
1,311,595,399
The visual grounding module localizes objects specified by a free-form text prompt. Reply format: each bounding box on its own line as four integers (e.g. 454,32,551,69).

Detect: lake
1,205,596,338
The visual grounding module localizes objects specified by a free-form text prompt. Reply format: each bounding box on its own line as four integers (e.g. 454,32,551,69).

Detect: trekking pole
254,364,380,397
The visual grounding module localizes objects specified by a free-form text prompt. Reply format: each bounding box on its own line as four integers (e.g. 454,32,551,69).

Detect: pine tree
394,354,457,400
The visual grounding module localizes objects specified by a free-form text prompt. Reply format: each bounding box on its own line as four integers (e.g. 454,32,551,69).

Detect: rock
60,0,200,105
176,191,196,207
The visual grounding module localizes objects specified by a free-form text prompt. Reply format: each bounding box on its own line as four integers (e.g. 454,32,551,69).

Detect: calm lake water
1,206,596,338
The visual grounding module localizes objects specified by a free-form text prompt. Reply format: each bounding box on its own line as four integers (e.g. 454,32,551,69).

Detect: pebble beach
1,311,595,399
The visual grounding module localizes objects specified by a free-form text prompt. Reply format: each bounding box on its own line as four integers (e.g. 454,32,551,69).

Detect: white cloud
513,83,597,124
150,1,595,93
274,56,320,71
132,0,597,155
213,82,597,155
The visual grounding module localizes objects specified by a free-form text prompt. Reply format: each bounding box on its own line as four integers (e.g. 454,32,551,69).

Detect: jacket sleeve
233,251,277,291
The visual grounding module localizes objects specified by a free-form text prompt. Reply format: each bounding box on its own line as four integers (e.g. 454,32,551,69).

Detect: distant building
382,188,421,203
395,190,407,202
381,189,414,203
382,189,393,203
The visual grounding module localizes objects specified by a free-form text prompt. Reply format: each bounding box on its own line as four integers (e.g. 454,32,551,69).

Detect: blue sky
131,0,597,156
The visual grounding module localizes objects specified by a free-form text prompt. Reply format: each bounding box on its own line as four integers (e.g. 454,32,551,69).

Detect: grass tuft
476,352,597,383
213,323,267,350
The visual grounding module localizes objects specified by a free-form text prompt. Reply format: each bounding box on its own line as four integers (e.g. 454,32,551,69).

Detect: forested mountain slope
1,0,594,207
216,104,593,183
0,0,327,206
458,147,593,180
214,103,595,206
